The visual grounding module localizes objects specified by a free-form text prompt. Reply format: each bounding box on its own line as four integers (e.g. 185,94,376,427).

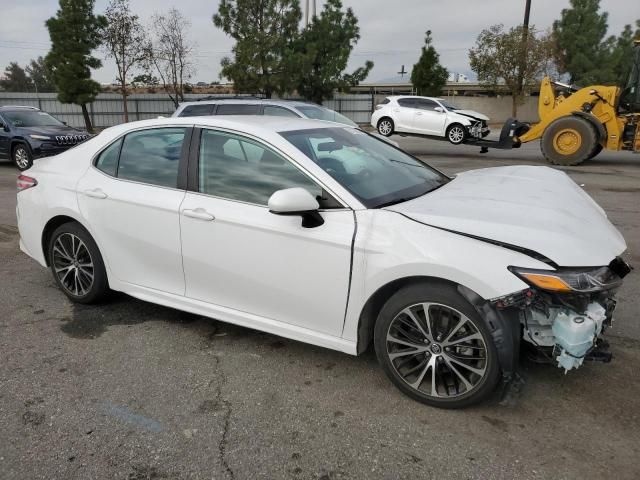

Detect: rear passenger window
263,106,299,118
95,139,121,176
216,104,261,115
398,98,416,108
117,128,186,188
179,104,214,117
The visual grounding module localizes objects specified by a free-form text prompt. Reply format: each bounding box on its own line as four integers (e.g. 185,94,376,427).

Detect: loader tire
540,116,598,166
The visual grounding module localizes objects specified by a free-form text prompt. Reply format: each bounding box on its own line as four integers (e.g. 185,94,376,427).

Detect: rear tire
48,222,109,304
377,118,394,137
12,143,32,171
540,116,598,166
374,282,500,409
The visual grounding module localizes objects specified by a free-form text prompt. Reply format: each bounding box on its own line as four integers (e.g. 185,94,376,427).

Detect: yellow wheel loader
476,40,640,165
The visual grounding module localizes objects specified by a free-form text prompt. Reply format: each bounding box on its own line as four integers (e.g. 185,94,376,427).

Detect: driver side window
198,129,340,208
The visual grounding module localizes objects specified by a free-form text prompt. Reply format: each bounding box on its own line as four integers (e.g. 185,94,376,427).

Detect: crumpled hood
453,109,489,122
386,166,626,267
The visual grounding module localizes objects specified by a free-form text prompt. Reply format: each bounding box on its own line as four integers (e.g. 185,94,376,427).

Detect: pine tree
411,31,448,96
0,63,32,92
294,0,373,104
46,0,106,131
608,20,640,86
213,0,301,98
25,57,56,93
552,0,612,85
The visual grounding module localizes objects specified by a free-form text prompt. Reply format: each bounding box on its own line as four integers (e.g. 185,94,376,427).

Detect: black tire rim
52,233,94,296
386,302,488,398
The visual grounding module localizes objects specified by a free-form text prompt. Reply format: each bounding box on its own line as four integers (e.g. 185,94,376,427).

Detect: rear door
179,127,355,336
394,98,419,132
77,126,191,295
411,99,447,135
0,114,10,158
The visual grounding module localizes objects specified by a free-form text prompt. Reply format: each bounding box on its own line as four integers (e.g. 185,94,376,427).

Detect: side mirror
268,187,324,228
434,106,444,113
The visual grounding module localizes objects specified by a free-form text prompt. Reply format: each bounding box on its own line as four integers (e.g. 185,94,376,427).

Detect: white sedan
16,116,630,408
371,96,490,144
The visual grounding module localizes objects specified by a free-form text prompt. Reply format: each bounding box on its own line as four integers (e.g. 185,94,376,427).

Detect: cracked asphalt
1,138,639,480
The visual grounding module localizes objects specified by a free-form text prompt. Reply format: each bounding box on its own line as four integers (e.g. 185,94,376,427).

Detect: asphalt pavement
1,137,639,480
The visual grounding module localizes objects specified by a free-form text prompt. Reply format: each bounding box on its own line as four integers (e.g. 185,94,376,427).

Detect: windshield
295,105,358,127
437,100,460,111
280,127,449,208
3,110,65,127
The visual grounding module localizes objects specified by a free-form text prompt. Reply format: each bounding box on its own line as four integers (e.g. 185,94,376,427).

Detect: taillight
17,175,37,192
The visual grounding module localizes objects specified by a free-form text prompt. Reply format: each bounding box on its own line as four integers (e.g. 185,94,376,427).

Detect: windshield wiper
375,181,448,209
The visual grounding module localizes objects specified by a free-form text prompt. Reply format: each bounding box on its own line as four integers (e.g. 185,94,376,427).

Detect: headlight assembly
509,265,622,293
29,134,51,140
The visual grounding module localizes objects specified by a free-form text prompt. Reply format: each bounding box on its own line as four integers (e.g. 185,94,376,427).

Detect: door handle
183,208,215,221
84,188,108,199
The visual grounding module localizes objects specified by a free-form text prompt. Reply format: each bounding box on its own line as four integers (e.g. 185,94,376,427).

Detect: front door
77,127,190,295
411,98,447,135
180,128,355,336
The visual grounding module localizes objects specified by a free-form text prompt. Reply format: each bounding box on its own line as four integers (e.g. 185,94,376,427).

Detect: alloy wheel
386,302,488,398
378,120,393,136
448,126,465,144
14,147,30,170
52,233,95,297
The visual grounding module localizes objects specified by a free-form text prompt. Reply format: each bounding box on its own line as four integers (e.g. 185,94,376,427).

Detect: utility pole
305,0,309,25
517,0,532,99
305,0,317,26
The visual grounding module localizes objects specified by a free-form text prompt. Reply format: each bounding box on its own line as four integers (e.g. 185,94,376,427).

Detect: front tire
12,143,33,171
540,116,598,166
377,118,394,137
374,282,500,409
446,124,467,145
48,222,109,304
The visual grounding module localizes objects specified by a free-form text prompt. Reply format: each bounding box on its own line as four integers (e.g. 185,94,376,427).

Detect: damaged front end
495,257,632,372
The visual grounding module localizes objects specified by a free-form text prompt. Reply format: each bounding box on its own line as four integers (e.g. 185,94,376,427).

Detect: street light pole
518,0,533,98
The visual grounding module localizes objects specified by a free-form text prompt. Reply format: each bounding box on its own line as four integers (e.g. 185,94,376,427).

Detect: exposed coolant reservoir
552,303,607,372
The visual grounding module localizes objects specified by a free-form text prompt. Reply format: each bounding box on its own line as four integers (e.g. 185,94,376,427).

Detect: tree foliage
469,24,552,116
410,30,448,96
101,0,148,121
25,57,56,93
146,9,195,107
293,0,373,104
552,0,611,85
0,62,32,92
46,0,106,131
607,20,640,86
213,0,301,98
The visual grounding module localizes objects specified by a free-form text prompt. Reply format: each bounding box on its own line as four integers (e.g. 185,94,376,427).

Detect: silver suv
171,98,358,127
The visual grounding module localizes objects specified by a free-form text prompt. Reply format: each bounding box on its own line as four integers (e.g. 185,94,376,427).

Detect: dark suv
0,106,89,171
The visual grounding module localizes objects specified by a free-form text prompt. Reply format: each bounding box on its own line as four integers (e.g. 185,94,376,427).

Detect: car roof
99,115,351,141
0,105,40,111
387,96,443,101
178,98,318,108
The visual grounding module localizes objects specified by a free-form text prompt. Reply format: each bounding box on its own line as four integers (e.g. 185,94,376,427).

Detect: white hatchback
16,116,630,408
371,96,490,144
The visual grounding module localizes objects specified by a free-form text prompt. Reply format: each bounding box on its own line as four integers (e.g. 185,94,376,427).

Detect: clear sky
0,0,638,84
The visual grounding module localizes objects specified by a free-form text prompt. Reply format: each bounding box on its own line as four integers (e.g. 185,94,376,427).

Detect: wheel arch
356,276,479,355
571,111,606,142
11,138,31,152
355,275,521,380
41,214,90,266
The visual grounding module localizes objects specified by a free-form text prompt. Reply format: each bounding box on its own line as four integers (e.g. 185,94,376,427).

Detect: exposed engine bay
493,257,631,373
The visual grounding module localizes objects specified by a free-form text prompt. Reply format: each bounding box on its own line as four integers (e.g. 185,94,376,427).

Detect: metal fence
0,92,375,128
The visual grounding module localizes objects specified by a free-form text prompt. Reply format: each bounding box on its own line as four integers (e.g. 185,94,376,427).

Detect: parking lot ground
1,139,639,480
